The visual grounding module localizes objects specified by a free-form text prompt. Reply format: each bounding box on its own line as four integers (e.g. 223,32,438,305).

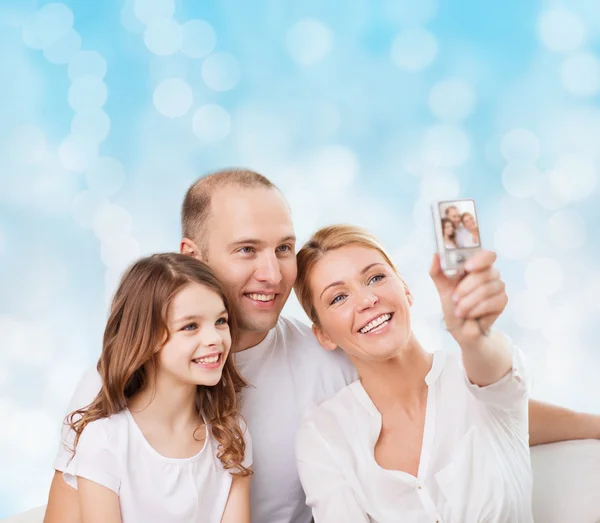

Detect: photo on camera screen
439,200,480,250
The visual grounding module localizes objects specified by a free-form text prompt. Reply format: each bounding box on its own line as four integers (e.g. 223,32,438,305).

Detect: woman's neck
351,334,433,410
128,369,201,431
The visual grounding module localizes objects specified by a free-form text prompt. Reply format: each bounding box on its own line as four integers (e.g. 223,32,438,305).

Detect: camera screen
439,200,480,250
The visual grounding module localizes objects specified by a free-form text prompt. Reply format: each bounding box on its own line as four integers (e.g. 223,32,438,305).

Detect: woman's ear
312,324,337,351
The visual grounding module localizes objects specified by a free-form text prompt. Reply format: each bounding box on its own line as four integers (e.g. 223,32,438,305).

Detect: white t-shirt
62,410,251,523
54,316,357,523
454,225,475,249
296,347,534,523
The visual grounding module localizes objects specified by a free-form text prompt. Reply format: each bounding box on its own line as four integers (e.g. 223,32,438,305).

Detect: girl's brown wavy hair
67,253,251,476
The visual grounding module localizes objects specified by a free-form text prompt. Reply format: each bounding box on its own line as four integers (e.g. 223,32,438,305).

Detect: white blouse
296,347,533,523
63,410,252,523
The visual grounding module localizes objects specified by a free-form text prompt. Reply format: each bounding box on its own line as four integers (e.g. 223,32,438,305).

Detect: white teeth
248,293,275,302
360,314,392,334
193,354,219,364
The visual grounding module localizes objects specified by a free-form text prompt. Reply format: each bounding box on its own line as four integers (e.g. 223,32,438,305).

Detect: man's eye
239,246,255,254
182,323,198,331
277,244,292,253
330,294,346,305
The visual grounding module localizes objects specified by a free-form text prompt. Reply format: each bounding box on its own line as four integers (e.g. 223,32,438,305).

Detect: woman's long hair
67,253,251,475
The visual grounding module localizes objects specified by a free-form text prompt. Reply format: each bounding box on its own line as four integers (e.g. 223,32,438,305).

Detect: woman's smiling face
309,245,413,362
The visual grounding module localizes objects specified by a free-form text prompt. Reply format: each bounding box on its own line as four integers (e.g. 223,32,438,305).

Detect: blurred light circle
542,304,583,342
153,77,193,118
9,124,46,164
0,223,5,255
32,159,80,213
501,164,541,198
499,128,541,164
72,190,110,228
391,28,438,71
538,7,586,53
92,203,134,243
493,220,535,259
382,0,439,25
311,145,359,190
201,52,241,91
286,18,333,66
547,209,586,249
192,104,231,144
0,316,26,357
134,0,174,25
42,29,81,65
57,136,98,173
510,290,552,330
556,107,600,159
144,18,182,56
70,109,111,144
548,154,597,202
428,78,476,122
68,50,107,81
21,2,73,50
561,52,600,97
422,124,471,167
419,169,460,200
584,275,600,314
180,19,217,58
121,0,145,34
534,173,569,210
101,236,141,270
68,76,108,112
86,157,126,197
525,257,564,297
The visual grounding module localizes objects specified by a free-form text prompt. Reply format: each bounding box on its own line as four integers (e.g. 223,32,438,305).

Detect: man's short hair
444,205,458,216
181,168,276,255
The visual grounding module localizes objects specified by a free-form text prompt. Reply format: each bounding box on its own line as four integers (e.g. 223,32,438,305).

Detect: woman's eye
330,294,346,305
216,317,228,326
369,274,385,285
182,323,197,331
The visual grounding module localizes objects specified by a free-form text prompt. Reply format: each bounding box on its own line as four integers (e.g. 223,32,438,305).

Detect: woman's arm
430,250,513,386
77,477,121,523
220,473,251,523
296,417,370,523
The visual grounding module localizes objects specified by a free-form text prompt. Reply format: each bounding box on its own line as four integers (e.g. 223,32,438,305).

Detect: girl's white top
296,345,534,523
64,409,251,523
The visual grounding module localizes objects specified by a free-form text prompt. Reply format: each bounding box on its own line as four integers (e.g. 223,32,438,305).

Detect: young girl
64,253,252,523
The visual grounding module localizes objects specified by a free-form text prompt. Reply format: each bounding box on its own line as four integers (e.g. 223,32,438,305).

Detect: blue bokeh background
1,0,599,517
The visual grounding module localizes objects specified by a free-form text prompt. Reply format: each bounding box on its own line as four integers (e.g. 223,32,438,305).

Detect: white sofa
2,440,599,522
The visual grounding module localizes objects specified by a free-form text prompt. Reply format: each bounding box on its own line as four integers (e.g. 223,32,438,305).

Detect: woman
64,253,252,523
294,225,532,522
441,218,458,249
460,212,480,248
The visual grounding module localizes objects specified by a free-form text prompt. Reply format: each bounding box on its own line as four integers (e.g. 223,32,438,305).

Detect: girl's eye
329,294,346,306
182,323,198,331
216,317,228,326
369,274,385,285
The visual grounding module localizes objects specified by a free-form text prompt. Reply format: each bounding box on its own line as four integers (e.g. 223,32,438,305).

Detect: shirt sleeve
63,418,121,494
296,414,370,523
464,335,531,413
241,418,252,469
53,368,103,472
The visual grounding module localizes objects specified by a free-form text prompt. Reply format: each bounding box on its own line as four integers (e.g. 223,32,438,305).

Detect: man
444,205,471,248
45,169,600,523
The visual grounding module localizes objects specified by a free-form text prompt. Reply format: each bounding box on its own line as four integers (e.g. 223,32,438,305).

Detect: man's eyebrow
319,263,385,299
228,235,296,248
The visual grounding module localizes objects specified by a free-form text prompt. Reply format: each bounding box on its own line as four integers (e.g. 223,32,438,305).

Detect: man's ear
312,323,337,351
181,238,202,260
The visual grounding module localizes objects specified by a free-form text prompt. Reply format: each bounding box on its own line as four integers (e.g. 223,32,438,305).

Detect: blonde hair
295,224,412,325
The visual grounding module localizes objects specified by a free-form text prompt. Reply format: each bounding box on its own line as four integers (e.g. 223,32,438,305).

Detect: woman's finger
453,267,501,302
